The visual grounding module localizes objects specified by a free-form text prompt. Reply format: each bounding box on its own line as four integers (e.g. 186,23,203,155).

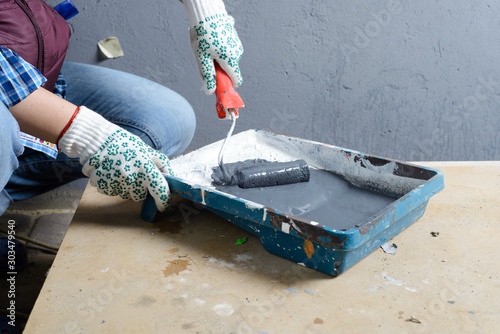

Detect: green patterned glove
183,0,243,94
82,129,174,211
58,106,174,212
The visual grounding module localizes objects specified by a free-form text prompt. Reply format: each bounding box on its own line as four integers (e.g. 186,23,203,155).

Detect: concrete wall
48,0,500,161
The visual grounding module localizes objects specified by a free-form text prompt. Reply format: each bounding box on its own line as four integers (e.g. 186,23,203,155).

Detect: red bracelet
56,106,81,146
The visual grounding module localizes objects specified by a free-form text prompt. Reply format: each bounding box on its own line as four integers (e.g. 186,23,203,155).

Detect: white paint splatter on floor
213,302,234,316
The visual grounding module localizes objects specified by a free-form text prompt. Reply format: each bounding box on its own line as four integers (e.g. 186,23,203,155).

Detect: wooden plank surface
24,162,500,333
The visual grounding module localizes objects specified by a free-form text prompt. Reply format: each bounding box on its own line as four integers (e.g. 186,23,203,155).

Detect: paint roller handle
215,62,244,119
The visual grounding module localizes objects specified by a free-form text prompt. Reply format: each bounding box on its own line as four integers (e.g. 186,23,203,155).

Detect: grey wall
48,0,500,161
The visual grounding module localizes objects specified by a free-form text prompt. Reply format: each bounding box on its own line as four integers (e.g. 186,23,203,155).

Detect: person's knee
62,62,196,157
177,97,196,151
155,95,196,158
0,105,24,213
0,105,23,171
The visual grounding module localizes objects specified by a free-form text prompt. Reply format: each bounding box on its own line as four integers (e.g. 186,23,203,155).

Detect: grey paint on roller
54,0,500,161
236,159,310,188
212,159,310,188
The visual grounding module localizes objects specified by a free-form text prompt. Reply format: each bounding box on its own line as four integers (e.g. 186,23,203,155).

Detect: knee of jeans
0,106,23,188
120,97,196,158
175,100,196,154
156,98,196,158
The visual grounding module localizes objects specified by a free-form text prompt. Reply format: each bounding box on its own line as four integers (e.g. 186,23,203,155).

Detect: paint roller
140,63,311,222
214,62,310,189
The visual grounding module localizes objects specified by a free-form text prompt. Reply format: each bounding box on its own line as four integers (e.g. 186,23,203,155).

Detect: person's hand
83,129,173,211
183,0,244,94
191,14,243,95
58,107,173,211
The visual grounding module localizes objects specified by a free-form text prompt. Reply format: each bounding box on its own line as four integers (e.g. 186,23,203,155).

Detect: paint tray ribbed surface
165,130,444,276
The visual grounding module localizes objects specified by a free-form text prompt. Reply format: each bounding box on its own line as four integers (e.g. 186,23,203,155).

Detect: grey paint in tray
212,161,397,231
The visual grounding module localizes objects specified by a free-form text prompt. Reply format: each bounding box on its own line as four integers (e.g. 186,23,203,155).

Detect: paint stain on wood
163,259,190,277
134,295,157,307
303,239,315,259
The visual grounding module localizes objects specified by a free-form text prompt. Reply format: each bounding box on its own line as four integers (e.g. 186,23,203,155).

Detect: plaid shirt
0,46,67,158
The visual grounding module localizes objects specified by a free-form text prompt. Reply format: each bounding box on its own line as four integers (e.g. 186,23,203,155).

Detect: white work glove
182,0,244,94
58,106,173,211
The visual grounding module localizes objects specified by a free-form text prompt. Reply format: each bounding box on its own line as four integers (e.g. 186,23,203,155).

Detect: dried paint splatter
163,259,190,277
303,239,315,259
213,302,234,316
304,289,316,295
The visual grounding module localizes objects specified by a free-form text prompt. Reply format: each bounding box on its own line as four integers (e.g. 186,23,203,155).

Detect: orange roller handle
214,62,244,119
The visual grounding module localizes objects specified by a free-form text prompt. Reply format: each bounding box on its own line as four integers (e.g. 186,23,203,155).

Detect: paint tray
151,130,444,277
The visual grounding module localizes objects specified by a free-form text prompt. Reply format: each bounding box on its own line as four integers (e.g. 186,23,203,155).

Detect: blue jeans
0,62,196,215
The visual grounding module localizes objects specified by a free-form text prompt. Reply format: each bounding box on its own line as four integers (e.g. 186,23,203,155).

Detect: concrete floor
0,179,87,332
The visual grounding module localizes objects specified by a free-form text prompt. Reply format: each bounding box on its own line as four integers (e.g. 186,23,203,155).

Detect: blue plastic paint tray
143,130,444,277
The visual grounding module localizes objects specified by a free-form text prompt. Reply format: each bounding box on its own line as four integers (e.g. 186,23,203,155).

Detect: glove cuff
58,106,120,165
183,0,227,26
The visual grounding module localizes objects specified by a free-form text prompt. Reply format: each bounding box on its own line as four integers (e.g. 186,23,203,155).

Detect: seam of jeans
15,143,25,157
14,158,82,174
106,117,162,151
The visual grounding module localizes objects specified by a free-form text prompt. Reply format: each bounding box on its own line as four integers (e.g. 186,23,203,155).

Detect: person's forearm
9,87,77,143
